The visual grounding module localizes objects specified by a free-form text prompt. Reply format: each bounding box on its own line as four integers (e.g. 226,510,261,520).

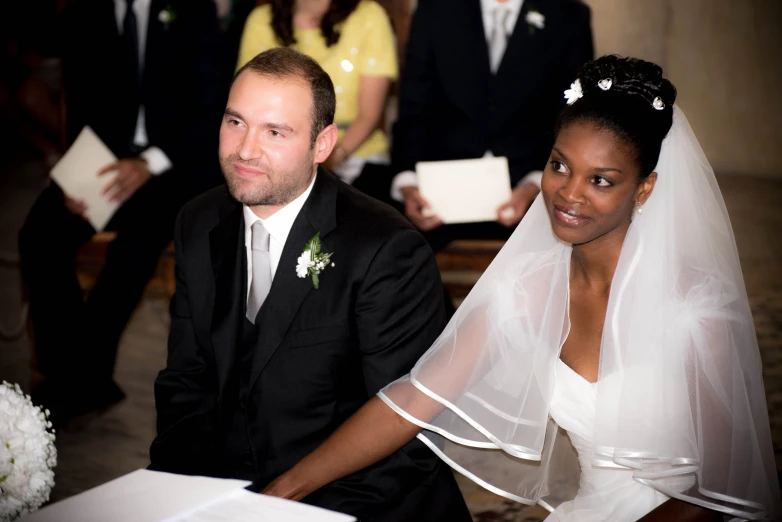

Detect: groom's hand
496,184,539,227
402,186,443,231
98,158,152,204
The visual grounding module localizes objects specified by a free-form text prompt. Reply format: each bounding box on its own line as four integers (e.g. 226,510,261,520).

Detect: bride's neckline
557,358,598,386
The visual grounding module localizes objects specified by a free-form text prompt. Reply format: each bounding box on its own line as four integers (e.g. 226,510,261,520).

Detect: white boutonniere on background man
158,5,177,28
0,382,57,521
296,233,334,289
525,8,545,34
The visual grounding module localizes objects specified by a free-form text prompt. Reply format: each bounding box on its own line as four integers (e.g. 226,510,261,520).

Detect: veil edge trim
377,389,544,460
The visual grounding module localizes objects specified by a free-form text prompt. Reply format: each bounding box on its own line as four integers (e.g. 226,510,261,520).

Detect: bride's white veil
378,106,780,520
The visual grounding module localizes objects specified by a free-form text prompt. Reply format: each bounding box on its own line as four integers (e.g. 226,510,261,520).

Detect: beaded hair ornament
564,78,666,110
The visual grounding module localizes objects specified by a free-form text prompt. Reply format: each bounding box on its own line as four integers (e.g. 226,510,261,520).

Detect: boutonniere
158,5,177,28
525,8,545,34
296,233,334,289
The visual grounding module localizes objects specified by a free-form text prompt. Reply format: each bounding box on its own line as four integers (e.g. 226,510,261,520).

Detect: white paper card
50,126,119,231
23,469,252,522
417,157,512,224
171,489,356,522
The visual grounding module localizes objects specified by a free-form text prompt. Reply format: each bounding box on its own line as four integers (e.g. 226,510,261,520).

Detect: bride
262,56,780,521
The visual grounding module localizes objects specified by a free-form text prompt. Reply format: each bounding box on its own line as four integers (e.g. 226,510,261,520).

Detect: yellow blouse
237,1,398,158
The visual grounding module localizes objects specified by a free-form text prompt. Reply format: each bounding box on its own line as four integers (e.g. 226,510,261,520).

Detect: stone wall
582,0,782,177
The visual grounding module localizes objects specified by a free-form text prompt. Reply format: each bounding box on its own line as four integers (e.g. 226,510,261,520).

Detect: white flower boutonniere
525,9,545,33
158,6,177,27
296,233,334,289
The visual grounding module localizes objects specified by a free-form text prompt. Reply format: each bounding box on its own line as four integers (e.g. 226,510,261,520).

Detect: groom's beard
221,150,315,207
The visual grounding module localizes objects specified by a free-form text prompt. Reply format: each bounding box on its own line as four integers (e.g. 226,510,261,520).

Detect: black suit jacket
151,171,456,520
60,0,225,193
393,0,593,185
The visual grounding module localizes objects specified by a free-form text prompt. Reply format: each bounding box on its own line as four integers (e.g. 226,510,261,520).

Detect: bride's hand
261,468,315,501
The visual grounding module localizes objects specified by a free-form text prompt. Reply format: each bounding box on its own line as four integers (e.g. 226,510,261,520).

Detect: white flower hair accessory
652,97,665,110
564,79,583,105
598,78,612,91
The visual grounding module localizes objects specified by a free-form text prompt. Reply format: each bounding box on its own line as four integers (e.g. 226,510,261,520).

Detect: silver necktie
246,221,271,323
489,7,510,74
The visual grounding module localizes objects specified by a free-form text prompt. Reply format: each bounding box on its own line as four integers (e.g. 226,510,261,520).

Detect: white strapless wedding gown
544,359,670,521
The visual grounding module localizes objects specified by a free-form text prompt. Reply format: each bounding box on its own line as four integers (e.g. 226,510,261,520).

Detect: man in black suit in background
392,0,593,249
149,48,471,522
19,0,225,425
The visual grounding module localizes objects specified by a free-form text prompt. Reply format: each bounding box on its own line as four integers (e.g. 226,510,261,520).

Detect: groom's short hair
235,48,336,145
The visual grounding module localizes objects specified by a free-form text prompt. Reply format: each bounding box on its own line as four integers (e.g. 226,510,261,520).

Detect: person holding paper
18,0,225,426
149,48,471,522
259,56,781,522
391,0,593,248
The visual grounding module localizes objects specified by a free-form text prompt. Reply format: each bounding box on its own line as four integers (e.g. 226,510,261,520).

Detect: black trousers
18,173,186,396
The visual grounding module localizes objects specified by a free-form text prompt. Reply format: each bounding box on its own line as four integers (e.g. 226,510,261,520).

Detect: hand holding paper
50,126,120,231
416,157,513,225
496,183,540,227
401,186,443,231
98,158,152,204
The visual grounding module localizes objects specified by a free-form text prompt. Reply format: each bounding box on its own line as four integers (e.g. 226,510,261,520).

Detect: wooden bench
75,232,176,299
435,240,505,304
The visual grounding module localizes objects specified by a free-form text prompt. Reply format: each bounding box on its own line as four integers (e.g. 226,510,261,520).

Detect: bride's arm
264,303,493,500
261,395,425,500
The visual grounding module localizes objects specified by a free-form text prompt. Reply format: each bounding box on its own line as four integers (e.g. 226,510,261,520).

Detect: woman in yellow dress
237,0,397,185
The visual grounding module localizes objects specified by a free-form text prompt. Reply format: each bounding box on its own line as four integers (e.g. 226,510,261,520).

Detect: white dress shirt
480,0,524,54
113,0,173,175
390,0,542,202
243,174,317,298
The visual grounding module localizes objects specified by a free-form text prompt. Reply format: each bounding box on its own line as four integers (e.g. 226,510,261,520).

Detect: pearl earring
635,201,644,215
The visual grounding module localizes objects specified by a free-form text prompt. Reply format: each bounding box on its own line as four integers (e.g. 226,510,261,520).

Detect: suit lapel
493,1,551,113
440,0,491,119
144,0,168,93
209,201,245,394
247,171,339,390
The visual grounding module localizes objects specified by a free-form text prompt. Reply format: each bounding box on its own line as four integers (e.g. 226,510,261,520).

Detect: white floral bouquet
0,382,57,521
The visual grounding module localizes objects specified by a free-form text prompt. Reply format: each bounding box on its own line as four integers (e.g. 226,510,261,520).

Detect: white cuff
141,146,173,176
517,171,543,189
390,170,418,202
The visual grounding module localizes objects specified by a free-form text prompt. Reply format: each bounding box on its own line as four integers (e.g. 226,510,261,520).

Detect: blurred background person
0,0,63,170
392,0,593,253
18,0,225,428
236,0,398,187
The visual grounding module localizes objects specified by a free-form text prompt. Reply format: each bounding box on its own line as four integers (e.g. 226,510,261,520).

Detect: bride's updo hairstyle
556,55,677,180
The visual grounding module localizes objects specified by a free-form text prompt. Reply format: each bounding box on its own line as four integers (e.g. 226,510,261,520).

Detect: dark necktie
123,0,141,104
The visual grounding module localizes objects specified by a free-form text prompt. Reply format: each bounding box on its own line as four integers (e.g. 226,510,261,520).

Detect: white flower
598,78,612,91
652,96,665,110
296,250,311,279
525,10,545,30
0,381,57,521
296,233,334,289
158,10,171,23
564,79,583,105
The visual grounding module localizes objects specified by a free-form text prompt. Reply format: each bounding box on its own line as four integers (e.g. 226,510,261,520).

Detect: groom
149,48,471,521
